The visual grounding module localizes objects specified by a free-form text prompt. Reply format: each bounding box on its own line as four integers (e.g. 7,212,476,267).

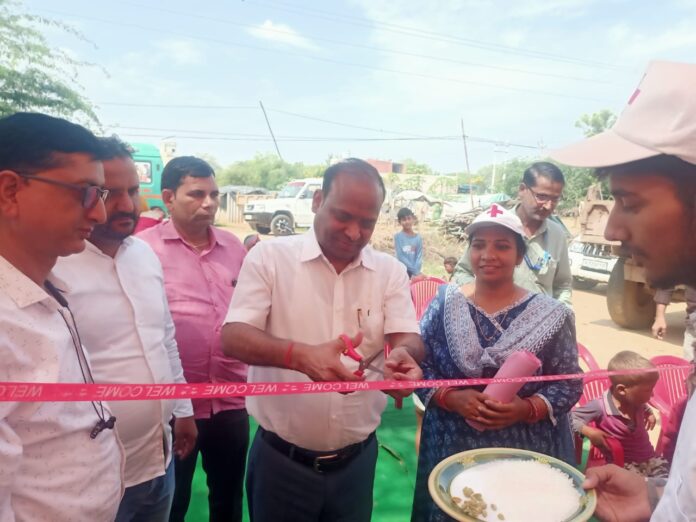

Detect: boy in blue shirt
394,207,423,279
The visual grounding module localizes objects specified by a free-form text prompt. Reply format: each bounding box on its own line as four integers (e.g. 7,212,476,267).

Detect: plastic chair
574,376,624,470
577,342,601,372
648,355,691,455
409,277,446,320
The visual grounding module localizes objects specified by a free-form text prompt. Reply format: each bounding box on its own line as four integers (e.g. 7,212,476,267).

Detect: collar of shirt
513,203,548,240
299,227,377,272
602,389,637,426
0,255,68,312
159,219,237,251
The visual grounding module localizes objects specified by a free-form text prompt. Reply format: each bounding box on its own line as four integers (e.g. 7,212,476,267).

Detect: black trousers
246,428,378,522
169,409,249,522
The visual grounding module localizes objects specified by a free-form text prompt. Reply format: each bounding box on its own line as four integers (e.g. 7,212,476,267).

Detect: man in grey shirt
452,162,572,307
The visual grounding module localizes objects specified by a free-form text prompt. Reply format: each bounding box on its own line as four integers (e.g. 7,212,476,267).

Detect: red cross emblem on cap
488,204,504,217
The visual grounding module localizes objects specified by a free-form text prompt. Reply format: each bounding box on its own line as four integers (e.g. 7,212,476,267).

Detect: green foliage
0,0,98,123
575,109,617,138
216,153,323,190
402,158,435,176
474,156,600,211
428,176,458,196
476,157,534,197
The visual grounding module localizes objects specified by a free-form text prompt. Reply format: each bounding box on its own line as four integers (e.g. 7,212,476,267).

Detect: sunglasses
17,173,109,209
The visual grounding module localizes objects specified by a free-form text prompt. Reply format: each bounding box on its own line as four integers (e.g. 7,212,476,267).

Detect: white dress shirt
652,318,696,522
0,255,124,521
225,229,419,451
54,238,193,488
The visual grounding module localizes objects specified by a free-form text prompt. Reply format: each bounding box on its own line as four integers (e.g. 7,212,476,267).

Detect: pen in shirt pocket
356,308,371,329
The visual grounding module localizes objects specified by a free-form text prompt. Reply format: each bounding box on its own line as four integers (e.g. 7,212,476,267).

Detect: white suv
244,178,322,236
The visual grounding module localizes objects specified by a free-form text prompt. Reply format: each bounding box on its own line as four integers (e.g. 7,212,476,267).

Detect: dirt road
573,285,686,366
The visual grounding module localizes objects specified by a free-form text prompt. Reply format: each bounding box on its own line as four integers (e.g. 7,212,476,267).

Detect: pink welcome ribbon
0,366,687,402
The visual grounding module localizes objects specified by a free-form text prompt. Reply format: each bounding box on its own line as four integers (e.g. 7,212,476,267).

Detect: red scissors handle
339,334,365,377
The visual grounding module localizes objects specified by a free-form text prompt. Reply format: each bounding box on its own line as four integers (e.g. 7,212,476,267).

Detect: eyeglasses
524,184,562,205
17,173,109,209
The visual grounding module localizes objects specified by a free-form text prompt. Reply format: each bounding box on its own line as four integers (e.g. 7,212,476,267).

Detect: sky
24,0,696,173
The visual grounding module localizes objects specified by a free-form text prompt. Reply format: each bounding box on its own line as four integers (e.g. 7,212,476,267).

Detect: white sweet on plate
449,459,581,522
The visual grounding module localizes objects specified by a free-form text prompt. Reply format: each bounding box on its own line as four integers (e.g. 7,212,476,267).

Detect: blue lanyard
524,251,551,271
524,229,551,271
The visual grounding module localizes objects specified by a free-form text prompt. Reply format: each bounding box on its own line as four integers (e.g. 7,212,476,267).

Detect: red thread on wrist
283,342,295,369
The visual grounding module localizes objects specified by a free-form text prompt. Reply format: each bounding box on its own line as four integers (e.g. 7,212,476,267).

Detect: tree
575,109,616,138
217,153,323,190
0,0,98,122
402,158,435,176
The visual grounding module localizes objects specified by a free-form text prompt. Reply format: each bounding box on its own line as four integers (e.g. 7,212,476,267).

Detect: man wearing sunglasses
452,162,572,307
0,112,124,520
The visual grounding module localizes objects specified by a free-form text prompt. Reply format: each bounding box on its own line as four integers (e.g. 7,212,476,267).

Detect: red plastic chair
648,355,691,455
574,375,624,470
409,277,446,320
577,342,601,372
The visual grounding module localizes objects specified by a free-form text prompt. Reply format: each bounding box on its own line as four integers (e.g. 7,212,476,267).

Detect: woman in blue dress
411,205,582,522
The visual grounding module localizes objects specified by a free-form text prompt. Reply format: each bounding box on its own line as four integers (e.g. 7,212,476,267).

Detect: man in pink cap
551,60,696,521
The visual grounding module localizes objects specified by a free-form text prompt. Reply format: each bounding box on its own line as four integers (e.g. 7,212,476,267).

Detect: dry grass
371,219,464,279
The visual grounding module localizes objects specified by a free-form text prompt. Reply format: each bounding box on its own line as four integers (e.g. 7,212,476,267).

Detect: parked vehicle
568,199,618,290
569,189,684,329
243,178,322,236
130,142,166,211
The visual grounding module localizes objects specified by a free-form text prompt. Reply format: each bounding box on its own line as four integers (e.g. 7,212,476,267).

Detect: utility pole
259,101,283,161
460,118,473,207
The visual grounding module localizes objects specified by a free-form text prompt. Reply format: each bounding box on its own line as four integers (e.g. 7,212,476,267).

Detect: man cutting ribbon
222,158,424,522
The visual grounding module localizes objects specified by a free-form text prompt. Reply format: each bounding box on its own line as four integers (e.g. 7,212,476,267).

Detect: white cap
465,204,525,238
550,60,696,168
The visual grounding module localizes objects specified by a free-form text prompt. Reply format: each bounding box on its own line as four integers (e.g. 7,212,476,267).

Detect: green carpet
187,401,419,521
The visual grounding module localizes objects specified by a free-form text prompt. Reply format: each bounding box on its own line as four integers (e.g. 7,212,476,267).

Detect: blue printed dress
411,284,583,522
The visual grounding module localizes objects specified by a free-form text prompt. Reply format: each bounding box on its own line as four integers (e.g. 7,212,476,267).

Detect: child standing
571,351,668,477
394,207,423,279
443,256,457,281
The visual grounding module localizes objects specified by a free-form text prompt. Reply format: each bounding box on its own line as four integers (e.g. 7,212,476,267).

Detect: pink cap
550,60,696,168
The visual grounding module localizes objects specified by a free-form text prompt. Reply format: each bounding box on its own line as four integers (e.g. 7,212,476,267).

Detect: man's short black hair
161,156,215,191
444,256,457,265
0,112,103,173
522,161,565,187
99,135,133,160
397,207,415,221
596,155,696,209
322,158,386,202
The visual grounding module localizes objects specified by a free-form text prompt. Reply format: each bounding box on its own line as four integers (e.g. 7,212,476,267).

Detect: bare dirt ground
572,285,686,366
223,221,687,366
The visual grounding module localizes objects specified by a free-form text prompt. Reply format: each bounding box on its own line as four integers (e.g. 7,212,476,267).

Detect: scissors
339,334,404,409
339,334,384,377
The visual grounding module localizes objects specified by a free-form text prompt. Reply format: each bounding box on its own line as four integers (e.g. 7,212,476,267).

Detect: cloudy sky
26,0,696,173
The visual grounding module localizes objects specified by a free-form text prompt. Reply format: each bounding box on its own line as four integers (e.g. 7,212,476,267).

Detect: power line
251,0,626,71
104,108,540,148
113,0,607,84
39,8,610,103
98,102,258,110
105,126,540,149
265,108,431,138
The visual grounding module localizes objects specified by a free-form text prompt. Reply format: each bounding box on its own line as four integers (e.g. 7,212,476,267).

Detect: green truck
130,142,166,211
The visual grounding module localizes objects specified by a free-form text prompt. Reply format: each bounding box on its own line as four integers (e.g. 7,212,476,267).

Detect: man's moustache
108,212,138,223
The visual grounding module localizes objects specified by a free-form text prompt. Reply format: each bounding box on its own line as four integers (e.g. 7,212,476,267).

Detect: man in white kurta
53,137,196,522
